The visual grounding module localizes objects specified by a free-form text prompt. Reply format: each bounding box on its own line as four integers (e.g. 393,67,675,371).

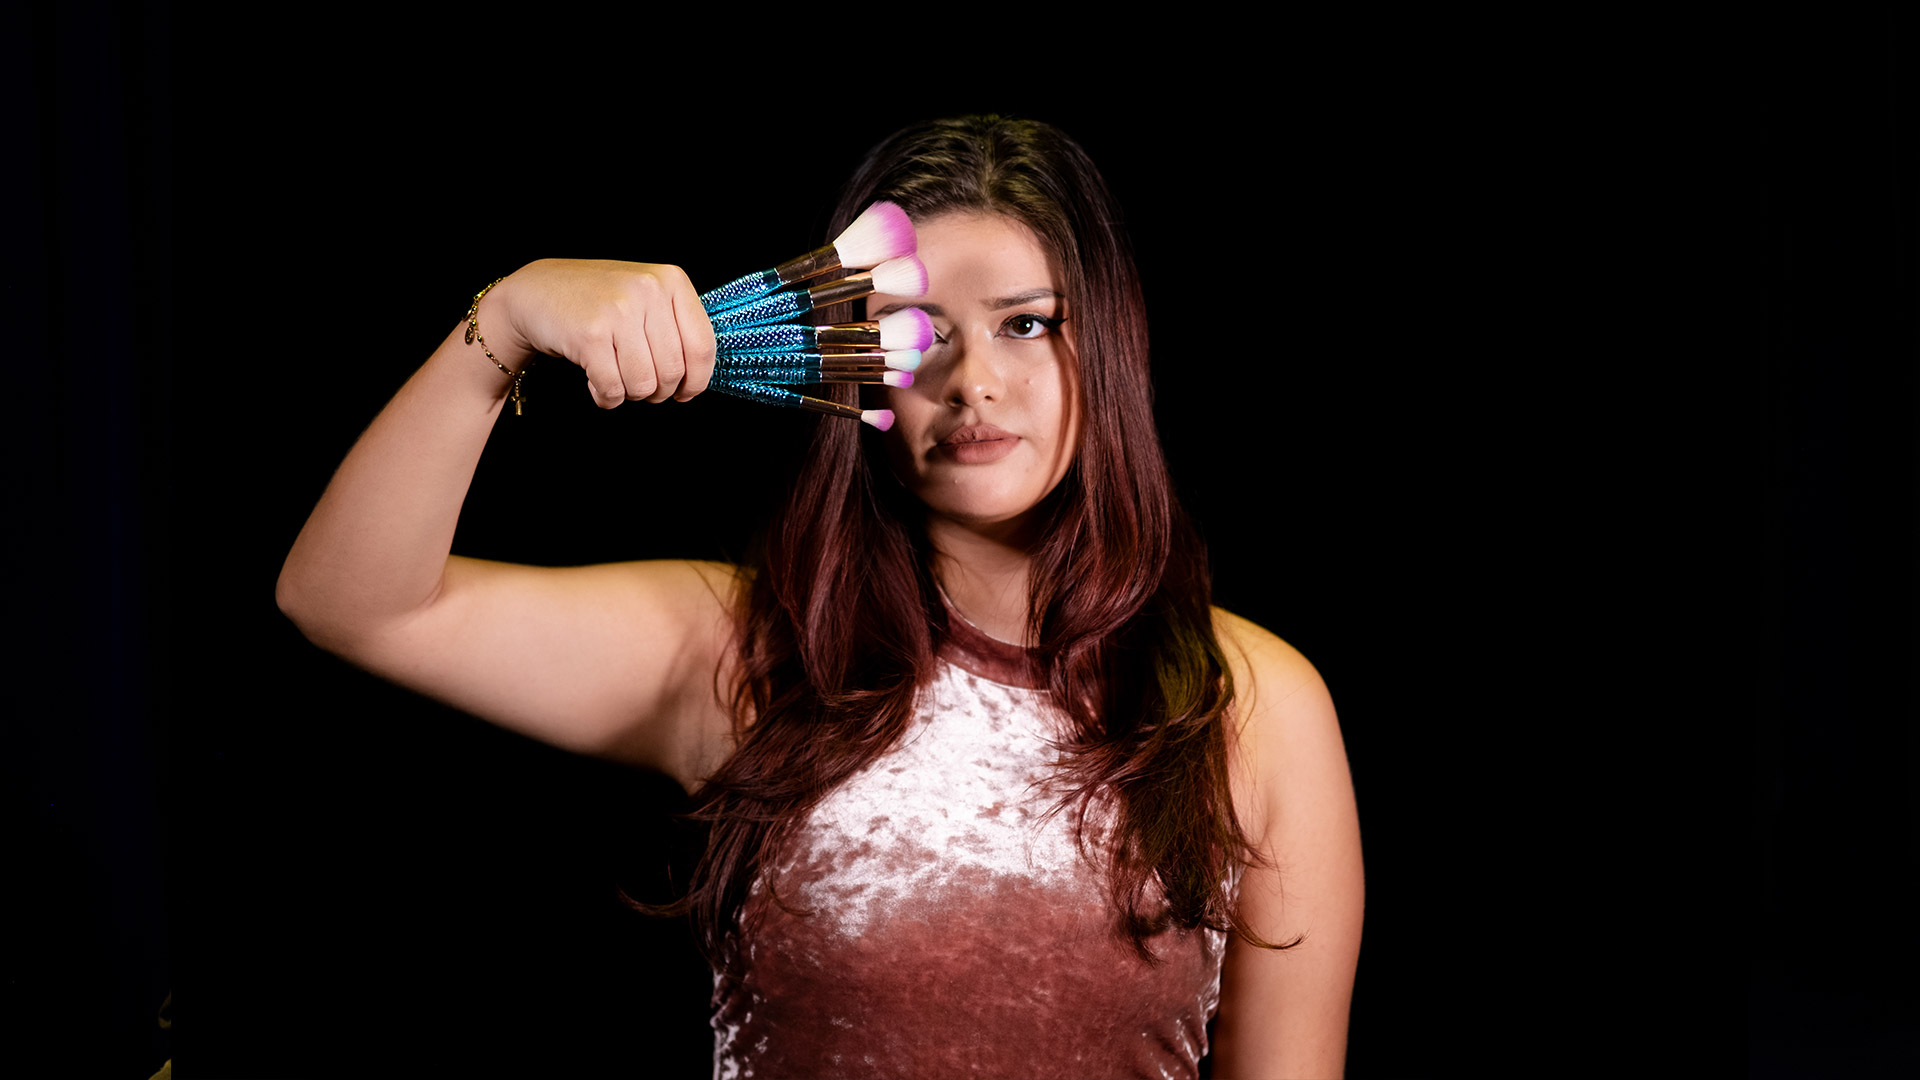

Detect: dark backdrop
12,6,1915,1077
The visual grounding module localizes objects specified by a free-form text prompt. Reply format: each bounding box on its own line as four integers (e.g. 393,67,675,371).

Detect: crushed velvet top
711,614,1229,1079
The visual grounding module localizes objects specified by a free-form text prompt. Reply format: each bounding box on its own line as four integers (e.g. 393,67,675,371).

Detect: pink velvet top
710,614,1230,1079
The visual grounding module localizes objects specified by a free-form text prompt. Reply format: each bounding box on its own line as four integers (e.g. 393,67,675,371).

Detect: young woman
277,115,1362,1079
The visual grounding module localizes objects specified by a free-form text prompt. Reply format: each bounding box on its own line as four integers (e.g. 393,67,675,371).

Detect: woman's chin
924,502,1031,531
914,485,1061,540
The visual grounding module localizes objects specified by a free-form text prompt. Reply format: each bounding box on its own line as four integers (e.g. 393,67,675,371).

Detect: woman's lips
936,424,1020,464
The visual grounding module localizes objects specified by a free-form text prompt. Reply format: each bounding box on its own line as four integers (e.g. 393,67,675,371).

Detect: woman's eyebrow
869,290,1059,320
871,301,943,320
988,289,1062,310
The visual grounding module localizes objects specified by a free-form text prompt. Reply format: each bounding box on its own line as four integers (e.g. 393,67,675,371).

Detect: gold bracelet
464,277,528,415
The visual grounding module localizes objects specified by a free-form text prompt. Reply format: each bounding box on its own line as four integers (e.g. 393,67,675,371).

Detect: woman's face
867,211,1081,535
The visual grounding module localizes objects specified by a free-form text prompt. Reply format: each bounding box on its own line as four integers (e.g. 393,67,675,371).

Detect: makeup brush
708,255,929,332
713,308,935,356
717,349,922,372
706,378,894,429
701,202,916,316
712,366,915,387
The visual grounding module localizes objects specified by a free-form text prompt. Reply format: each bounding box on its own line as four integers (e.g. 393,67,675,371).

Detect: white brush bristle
883,370,913,388
870,255,929,298
884,349,921,371
877,307,934,351
861,408,895,431
833,201,917,268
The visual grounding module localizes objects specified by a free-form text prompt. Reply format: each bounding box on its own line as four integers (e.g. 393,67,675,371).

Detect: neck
926,515,1040,647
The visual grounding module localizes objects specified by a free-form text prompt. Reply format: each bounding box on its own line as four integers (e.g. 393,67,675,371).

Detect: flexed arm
276,261,737,789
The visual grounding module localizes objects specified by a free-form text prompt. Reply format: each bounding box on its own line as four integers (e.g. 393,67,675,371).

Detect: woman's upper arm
310,557,742,788
1209,610,1365,1079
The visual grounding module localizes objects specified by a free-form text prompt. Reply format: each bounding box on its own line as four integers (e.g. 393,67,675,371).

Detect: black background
10,6,1915,1077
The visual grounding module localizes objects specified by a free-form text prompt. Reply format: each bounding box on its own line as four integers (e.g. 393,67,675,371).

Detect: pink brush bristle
833,201,917,268
884,370,914,388
878,307,934,351
870,255,928,298
861,409,895,431
884,349,921,371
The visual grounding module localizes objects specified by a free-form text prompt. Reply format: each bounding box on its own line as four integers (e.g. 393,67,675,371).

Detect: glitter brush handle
707,256,926,333
714,322,819,353
707,284,816,331
708,273,875,331
705,377,894,429
711,365,909,387
700,267,786,316
716,350,913,369
701,247,849,314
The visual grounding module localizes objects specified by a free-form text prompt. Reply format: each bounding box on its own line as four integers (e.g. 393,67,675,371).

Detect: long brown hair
673,115,1278,968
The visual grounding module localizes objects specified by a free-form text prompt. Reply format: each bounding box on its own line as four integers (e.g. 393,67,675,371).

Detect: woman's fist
489,260,717,408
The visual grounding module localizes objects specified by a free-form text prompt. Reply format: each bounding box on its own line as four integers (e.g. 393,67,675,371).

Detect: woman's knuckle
689,326,717,365
631,272,667,300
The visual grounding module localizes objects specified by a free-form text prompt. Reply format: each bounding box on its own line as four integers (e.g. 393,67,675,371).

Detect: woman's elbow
274,556,362,654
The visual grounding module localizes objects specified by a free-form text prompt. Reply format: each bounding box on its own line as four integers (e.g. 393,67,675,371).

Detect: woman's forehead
903,212,1065,308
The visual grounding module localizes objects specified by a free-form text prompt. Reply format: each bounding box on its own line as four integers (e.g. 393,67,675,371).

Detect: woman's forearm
275,314,521,651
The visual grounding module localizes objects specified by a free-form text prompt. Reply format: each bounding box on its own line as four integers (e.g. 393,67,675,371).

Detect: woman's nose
942,334,1004,407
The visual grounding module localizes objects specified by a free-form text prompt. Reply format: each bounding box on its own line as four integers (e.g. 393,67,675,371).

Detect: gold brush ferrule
811,323,882,346
817,370,892,383
807,272,877,308
771,245,843,286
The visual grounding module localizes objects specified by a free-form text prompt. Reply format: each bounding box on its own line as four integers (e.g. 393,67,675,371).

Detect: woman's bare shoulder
1208,605,1349,839
1210,606,1329,726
